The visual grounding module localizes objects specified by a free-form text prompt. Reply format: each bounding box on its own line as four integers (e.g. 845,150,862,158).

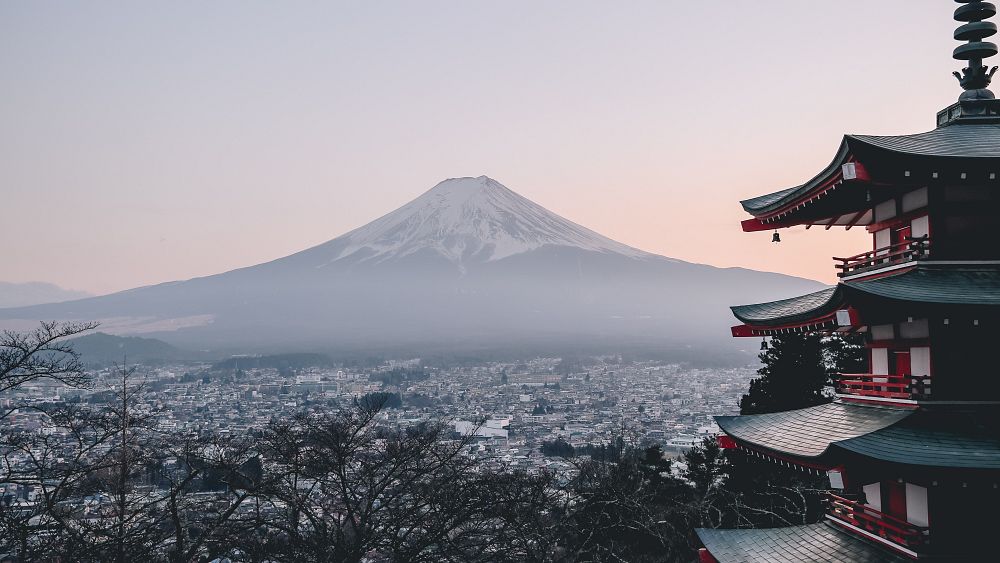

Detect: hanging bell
771,231,781,243
760,338,769,350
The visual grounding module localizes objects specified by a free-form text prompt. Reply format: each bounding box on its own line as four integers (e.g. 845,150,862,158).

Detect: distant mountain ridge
0,281,91,308
67,332,192,365
0,176,825,360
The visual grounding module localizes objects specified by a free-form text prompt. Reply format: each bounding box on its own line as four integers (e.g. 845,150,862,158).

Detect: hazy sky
2,1,965,295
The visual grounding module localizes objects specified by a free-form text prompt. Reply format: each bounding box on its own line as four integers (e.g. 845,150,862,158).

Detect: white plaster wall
911,215,930,238
902,188,929,213
911,347,931,377
905,483,929,526
875,199,897,222
871,324,895,341
875,228,891,253
900,318,929,339
863,483,882,511
871,348,889,375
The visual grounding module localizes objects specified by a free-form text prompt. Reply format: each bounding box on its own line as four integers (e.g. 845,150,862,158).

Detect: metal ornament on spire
953,1,999,100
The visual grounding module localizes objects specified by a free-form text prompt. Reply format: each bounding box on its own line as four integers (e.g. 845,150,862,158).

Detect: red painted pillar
698,547,719,563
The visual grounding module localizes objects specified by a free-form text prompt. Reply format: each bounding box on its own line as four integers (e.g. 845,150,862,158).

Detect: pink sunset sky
2,1,964,295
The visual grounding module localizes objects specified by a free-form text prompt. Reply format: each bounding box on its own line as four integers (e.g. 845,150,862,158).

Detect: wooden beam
845,209,868,231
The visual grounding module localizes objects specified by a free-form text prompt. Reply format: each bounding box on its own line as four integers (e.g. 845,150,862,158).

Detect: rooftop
696,522,911,563
715,402,909,460
730,264,1000,330
718,402,1000,470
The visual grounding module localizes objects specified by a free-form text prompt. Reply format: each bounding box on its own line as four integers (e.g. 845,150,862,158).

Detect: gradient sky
1,1,965,295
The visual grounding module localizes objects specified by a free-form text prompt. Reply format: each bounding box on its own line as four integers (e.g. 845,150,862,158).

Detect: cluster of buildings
2,356,756,482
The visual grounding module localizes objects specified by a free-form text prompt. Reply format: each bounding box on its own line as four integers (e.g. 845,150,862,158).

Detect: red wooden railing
834,236,930,277
827,493,930,551
834,373,931,400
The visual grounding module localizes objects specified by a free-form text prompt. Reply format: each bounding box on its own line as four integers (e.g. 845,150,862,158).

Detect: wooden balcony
834,373,931,401
827,493,930,552
834,236,930,278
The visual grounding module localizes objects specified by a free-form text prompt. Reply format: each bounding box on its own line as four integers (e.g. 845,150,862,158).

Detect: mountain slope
0,281,92,308
0,176,825,358
324,176,649,267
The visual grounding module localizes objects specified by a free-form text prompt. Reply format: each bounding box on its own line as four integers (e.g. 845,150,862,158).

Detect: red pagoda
696,3,1000,561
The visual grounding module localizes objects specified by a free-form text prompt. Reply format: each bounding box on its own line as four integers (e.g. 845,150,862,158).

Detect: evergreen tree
739,333,867,415
824,333,867,375
681,334,869,535
739,334,829,415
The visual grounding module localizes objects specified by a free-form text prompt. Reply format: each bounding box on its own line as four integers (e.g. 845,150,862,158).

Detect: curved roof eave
730,286,840,327
731,265,1000,328
844,264,1000,306
847,123,1000,159
740,137,851,215
740,124,1000,218
832,408,1000,469
715,402,912,460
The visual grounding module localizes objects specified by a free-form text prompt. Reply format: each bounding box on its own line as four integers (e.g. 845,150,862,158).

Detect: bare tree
0,360,265,562
157,434,267,563
0,321,97,396
550,446,699,563
228,395,558,563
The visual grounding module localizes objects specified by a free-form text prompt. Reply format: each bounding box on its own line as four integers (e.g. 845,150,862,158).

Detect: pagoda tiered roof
731,288,838,326
730,287,841,333
717,403,1000,471
731,264,1000,335
848,124,1000,159
715,402,910,465
696,523,911,563
704,3,1000,562
739,124,1000,231
835,408,1000,469
847,264,1000,305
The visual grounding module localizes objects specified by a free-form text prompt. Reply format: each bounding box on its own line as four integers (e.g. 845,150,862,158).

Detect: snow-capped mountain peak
326,176,651,265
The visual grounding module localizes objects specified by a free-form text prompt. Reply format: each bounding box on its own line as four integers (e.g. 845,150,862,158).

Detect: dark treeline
0,324,857,562
211,353,336,371
540,438,629,463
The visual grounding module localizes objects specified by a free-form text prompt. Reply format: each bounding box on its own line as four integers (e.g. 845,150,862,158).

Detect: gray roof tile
741,124,1000,215
720,402,1000,470
834,408,1000,468
731,265,1000,327
848,124,1000,158
731,287,838,326
846,265,1000,305
696,523,910,562
715,402,912,459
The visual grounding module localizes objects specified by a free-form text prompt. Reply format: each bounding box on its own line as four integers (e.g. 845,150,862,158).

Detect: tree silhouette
739,335,829,415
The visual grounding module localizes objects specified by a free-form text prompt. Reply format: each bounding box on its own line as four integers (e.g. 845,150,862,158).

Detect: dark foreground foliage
0,396,824,563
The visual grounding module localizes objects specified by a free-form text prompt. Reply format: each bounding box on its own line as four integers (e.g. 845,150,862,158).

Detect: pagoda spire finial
953,1,999,100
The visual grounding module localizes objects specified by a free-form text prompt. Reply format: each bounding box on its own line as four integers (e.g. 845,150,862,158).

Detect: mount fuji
0,176,824,360
325,176,650,268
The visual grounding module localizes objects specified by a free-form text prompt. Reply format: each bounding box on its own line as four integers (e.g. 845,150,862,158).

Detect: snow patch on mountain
323,176,655,267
